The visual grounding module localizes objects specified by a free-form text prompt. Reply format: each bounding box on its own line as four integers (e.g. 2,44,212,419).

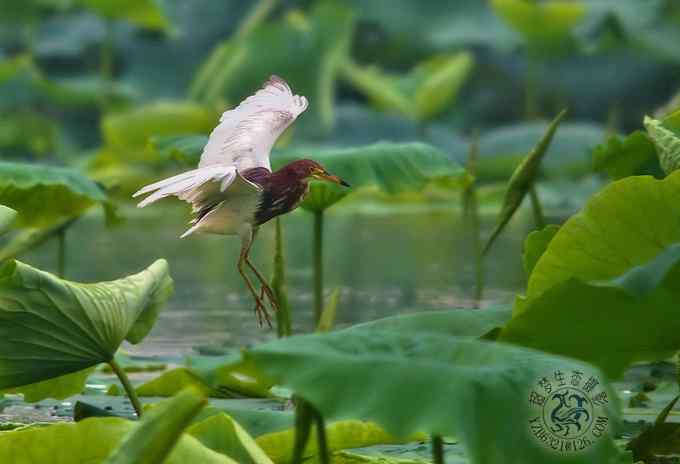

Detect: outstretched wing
199,75,308,172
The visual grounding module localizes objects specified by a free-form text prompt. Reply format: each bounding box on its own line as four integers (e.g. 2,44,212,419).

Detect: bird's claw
253,291,273,328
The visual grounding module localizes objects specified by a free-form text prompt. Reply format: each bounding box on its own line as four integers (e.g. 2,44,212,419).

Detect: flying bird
133,76,349,327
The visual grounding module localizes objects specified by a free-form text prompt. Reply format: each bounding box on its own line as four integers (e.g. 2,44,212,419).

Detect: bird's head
288,159,350,187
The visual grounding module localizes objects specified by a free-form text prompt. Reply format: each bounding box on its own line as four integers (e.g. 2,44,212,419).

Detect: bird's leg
238,240,272,328
246,258,279,311
242,228,279,311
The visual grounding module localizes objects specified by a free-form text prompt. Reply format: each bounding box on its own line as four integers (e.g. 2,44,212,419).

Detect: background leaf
190,3,355,134
644,115,680,175
340,53,474,121
593,131,657,180
0,162,113,227
0,206,16,236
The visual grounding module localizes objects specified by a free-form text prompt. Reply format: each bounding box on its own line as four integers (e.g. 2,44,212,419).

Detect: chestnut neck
241,162,312,226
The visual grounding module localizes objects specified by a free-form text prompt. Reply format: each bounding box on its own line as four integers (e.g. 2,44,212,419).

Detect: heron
133,76,349,327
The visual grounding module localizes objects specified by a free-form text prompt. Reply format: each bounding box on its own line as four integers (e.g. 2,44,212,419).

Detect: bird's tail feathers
180,223,201,238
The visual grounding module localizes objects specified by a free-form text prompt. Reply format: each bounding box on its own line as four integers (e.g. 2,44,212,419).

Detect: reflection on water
19,203,532,356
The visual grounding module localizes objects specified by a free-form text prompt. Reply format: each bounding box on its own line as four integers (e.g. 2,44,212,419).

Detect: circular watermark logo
527,369,610,453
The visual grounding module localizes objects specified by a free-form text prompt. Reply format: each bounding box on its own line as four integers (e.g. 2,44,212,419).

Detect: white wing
133,165,258,212
199,75,308,171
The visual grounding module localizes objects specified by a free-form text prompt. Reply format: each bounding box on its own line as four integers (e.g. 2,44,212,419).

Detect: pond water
20,201,534,357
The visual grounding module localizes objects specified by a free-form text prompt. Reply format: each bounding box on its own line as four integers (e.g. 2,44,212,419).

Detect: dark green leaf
344,306,511,339
477,120,604,180
275,142,467,199
592,131,657,179
75,0,170,30
0,162,115,228
243,331,622,464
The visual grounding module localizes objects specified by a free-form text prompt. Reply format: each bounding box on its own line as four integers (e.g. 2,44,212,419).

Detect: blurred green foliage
0,0,678,183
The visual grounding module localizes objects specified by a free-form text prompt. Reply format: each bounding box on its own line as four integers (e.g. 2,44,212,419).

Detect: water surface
21,202,532,356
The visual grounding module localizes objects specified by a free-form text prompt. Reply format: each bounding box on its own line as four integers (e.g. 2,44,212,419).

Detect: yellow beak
318,173,350,187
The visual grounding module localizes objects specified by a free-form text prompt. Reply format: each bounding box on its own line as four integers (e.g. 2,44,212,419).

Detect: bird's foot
258,283,280,312
253,290,273,328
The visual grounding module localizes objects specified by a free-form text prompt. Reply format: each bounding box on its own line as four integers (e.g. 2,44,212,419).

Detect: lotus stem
464,130,484,305
108,358,143,418
432,435,444,464
236,0,278,38
529,186,545,229
312,406,330,464
313,211,324,325
57,228,66,278
272,218,292,337
291,397,313,464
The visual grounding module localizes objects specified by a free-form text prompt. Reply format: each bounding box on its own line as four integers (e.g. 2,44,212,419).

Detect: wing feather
198,75,308,171
133,165,260,213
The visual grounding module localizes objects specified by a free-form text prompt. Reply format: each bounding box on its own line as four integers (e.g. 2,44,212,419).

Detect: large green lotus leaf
104,388,229,464
0,162,115,228
190,3,354,134
644,115,680,175
187,412,273,464
502,244,680,378
593,131,657,180
523,171,680,304
74,0,169,30
477,120,606,180
491,0,586,52
0,392,233,463
343,307,511,339
101,101,217,150
483,110,565,254
0,259,173,390
0,206,16,236
275,142,467,196
243,331,622,464
256,418,419,464
340,53,474,121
